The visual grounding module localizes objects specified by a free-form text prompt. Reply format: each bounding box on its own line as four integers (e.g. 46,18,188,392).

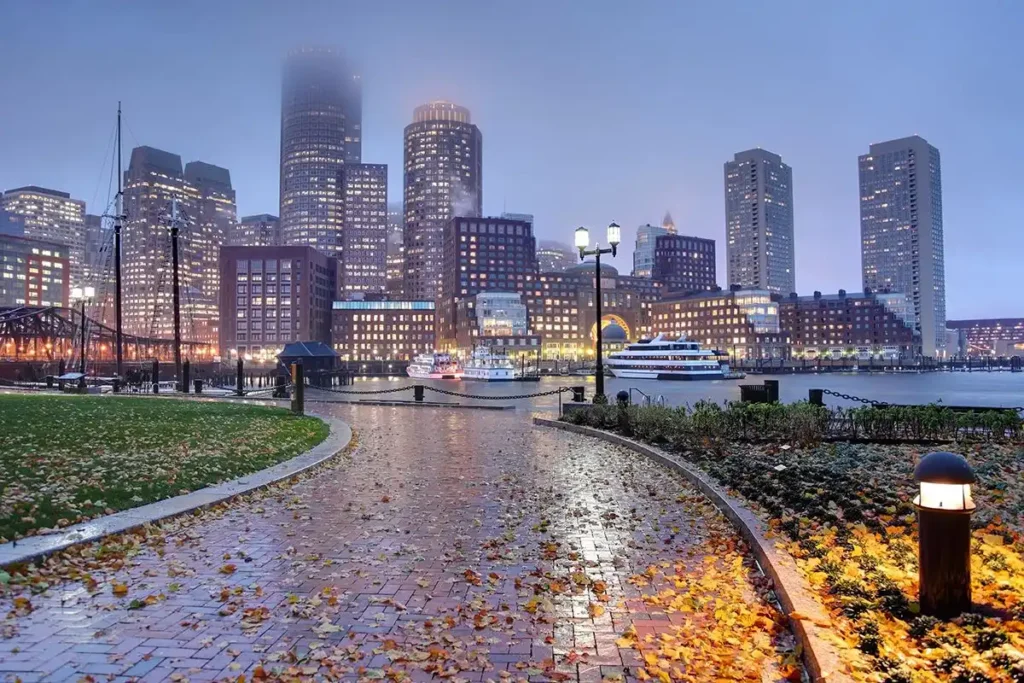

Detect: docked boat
605,334,727,380
462,348,540,381
406,353,463,380
462,348,516,382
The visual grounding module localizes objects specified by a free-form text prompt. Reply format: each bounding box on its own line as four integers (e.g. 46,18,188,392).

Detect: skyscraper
724,149,796,295
403,101,483,301
338,163,387,295
632,217,677,278
536,240,575,273
122,146,231,344
231,214,281,247
386,203,404,298
859,135,946,357
186,161,235,340
279,47,361,252
1,186,86,287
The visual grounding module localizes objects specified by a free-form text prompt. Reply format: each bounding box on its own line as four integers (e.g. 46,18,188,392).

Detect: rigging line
87,119,118,215
122,115,142,151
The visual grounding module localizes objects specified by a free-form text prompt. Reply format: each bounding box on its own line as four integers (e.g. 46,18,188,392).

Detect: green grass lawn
0,395,329,541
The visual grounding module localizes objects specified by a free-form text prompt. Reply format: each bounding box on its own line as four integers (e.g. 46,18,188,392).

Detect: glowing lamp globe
575,226,590,252
913,451,976,511
607,222,621,247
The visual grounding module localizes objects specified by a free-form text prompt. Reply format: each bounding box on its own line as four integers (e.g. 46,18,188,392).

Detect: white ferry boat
606,334,727,380
462,348,517,382
406,353,463,380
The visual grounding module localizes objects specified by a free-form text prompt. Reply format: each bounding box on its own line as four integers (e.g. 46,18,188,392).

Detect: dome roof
567,260,619,277
601,322,628,342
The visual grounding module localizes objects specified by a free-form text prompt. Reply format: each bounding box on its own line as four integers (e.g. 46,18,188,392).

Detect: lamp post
913,451,977,618
70,286,96,388
575,222,620,402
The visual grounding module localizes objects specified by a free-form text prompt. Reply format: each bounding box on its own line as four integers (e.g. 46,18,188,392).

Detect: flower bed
562,403,1024,682
0,395,328,541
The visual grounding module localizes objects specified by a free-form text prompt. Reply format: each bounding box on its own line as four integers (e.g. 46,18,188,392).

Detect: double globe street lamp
575,222,621,403
70,286,96,389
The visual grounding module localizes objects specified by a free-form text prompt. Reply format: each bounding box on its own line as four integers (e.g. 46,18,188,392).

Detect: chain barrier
305,384,413,396
303,383,576,401
424,385,575,401
820,388,888,406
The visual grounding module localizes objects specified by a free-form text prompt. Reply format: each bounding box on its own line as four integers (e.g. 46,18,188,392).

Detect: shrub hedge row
560,400,1024,446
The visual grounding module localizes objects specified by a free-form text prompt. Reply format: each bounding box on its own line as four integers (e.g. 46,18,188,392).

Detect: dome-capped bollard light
913,451,976,618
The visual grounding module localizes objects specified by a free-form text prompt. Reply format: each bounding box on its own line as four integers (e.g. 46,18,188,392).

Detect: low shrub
562,401,1024,445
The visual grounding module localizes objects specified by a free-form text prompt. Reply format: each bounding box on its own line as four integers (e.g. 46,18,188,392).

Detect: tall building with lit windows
230,214,281,247
632,213,676,278
218,245,337,361
386,204,405,297
122,146,231,344
859,135,946,357
1,186,86,288
339,163,387,295
279,47,361,253
403,101,483,301
331,300,435,361
536,240,574,273
0,234,69,308
724,149,795,295
437,216,535,350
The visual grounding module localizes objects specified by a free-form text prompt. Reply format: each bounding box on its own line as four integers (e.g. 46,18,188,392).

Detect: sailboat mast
114,102,124,383
170,199,182,388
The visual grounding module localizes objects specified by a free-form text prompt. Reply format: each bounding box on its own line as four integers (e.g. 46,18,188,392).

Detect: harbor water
324,370,1024,412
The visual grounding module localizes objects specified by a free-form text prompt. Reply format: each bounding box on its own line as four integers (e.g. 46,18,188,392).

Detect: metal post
182,359,190,394
414,385,424,402
764,379,779,403
152,358,160,394
290,362,304,415
809,388,824,406
594,250,604,400
79,298,87,388
236,358,244,396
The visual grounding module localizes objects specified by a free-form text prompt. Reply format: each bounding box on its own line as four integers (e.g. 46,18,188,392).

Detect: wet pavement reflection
0,405,793,682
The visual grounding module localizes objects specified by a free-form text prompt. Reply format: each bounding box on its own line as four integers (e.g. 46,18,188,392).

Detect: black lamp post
575,222,621,402
71,286,95,389
913,451,977,618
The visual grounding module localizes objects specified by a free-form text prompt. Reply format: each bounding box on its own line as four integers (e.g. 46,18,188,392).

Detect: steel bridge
0,306,214,363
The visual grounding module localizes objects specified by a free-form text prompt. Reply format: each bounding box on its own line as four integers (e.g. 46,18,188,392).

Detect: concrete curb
534,417,853,683
0,413,352,568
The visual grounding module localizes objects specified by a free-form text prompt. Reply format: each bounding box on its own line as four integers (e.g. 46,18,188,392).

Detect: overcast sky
1,1,1021,318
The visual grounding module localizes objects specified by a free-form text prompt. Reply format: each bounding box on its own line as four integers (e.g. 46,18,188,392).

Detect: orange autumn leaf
220,564,237,574
588,603,606,618
111,582,128,596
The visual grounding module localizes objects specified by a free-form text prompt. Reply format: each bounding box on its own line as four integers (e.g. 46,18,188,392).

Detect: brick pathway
0,405,792,682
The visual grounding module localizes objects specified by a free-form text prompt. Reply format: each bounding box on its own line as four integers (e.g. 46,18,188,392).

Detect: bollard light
913,451,976,618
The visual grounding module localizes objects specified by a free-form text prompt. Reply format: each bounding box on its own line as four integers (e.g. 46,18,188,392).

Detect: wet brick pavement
0,405,788,682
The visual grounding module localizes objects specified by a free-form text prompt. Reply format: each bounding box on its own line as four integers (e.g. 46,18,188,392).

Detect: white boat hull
609,367,724,380
462,368,516,381
406,368,462,380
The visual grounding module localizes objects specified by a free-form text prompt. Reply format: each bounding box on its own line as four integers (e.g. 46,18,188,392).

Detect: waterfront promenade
0,404,790,681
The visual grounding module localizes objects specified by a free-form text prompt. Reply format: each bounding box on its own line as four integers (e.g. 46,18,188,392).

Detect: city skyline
0,2,1022,318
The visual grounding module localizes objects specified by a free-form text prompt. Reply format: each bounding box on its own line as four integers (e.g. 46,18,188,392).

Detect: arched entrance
589,314,631,343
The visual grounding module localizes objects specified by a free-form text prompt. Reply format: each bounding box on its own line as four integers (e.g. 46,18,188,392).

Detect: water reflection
321,370,1024,411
